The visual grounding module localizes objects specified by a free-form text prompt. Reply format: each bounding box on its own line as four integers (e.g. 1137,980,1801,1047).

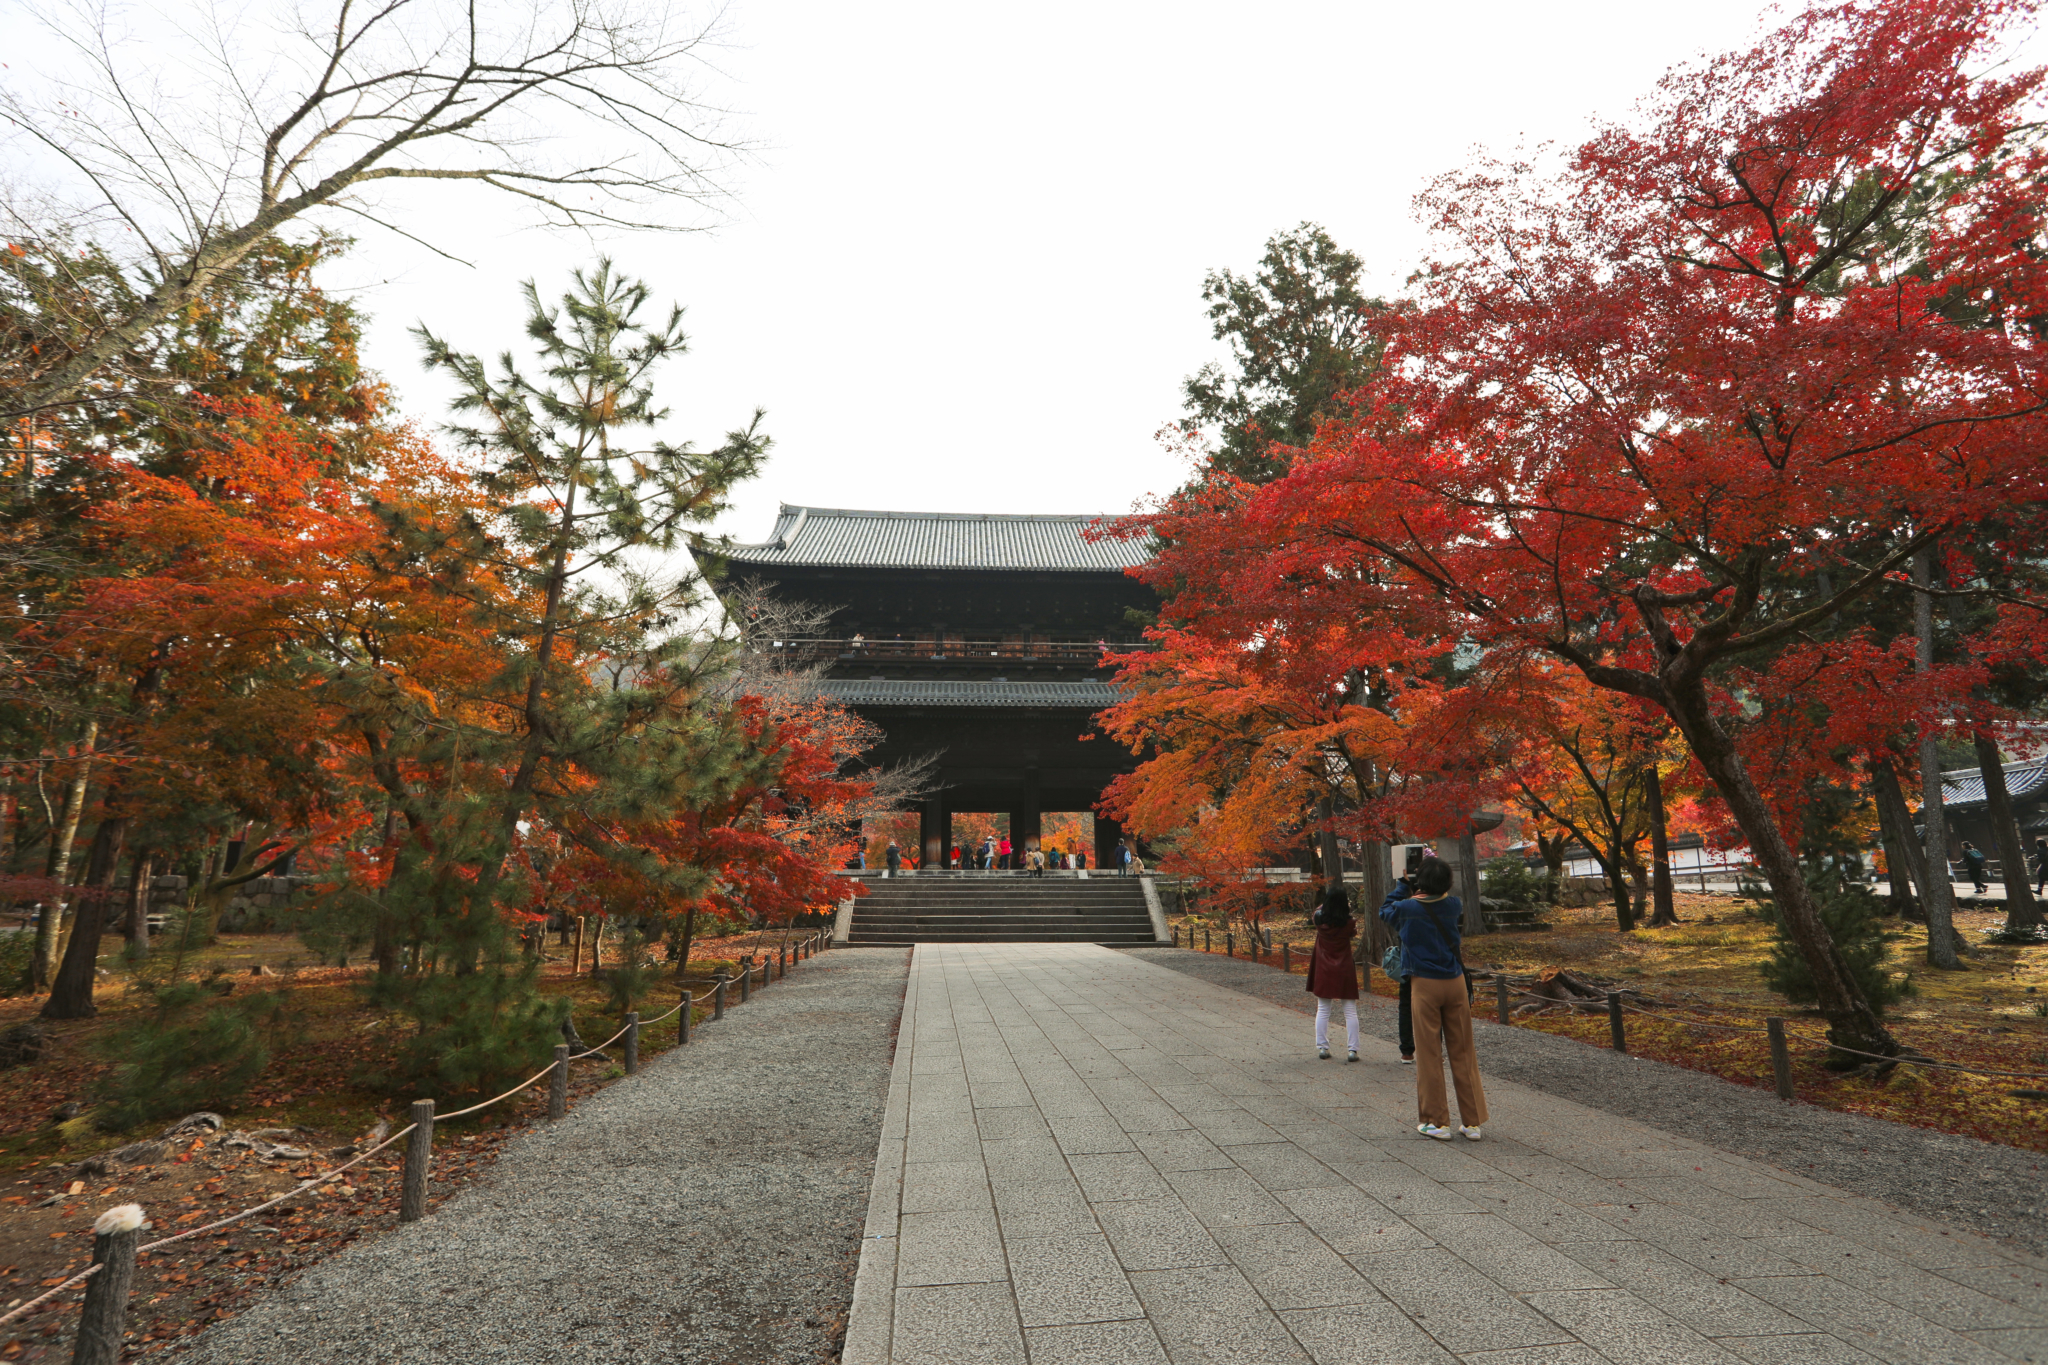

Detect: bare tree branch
1,0,744,416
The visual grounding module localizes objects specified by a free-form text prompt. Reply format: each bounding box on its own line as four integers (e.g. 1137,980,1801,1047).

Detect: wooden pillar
920,800,941,871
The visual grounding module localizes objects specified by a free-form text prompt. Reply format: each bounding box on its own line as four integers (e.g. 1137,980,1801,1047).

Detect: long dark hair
1315,887,1354,928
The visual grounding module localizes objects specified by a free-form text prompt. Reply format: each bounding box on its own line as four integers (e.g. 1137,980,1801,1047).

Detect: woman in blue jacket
1380,855,1489,1141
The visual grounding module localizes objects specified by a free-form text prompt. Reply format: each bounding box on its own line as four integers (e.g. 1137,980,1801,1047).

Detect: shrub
0,930,34,997
604,926,662,1018
1757,868,1912,1015
1482,855,1556,905
93,982,284,1129
368,965,568,1103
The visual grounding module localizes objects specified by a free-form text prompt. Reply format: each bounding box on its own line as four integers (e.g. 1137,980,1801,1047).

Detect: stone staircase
843,874,1165,946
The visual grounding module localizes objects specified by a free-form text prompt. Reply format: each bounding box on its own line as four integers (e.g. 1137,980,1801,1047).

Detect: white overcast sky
27,0,2035,547
323,0,1818,549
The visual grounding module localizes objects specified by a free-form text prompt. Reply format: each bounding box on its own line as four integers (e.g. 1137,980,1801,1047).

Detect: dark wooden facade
709,507,1155,866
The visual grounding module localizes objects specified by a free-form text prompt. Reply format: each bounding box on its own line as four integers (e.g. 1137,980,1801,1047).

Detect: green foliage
1757,869,1913,1015
92,982,285,1129
1181,223,1387,485
604,925,662,1018
369,957,567,1102
1482,855,1556,905
0,931,33,996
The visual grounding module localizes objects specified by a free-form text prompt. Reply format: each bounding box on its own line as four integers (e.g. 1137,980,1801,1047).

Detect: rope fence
1167,922,2048,1089
2,929,835,1363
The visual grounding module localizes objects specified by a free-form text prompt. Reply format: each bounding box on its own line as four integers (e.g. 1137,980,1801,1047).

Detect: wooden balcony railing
764,636,1156,663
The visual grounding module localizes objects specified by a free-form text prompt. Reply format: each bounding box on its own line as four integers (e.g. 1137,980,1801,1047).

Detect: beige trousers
1411,973,1488,1128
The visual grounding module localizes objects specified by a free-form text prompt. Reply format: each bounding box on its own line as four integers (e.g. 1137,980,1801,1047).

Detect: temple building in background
708,506,1156,868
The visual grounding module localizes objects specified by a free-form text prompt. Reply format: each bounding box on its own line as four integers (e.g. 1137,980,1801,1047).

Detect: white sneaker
1459,1126,1483,1141
1398,1054,1415,1066
1346,1050,1359,1063
1418,1123,1454,1141
1317,1046,1331,1060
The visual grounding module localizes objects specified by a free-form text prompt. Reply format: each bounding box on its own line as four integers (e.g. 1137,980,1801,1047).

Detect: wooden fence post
1204,927,1211,952
681,991,693,1045
624,1012,640,1075
1767,1017,1794,1100
1282,942,1291,973
1606,993,1627,1053
400,1099,434,1223
1495,975,1509,1025
549,1044,569,1120
1225,932,1234,957
739,959,751,1003
70,1205,143,1365
1173,925,1180,947
713,974,727,1021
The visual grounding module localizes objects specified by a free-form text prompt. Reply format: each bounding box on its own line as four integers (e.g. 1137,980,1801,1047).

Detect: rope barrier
0,945,809,1340
0,1122,419,1329
1187,933,2048,1084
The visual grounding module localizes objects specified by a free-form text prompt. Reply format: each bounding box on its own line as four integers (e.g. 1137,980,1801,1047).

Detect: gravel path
177,947,911,1365
1124,947,2048,1259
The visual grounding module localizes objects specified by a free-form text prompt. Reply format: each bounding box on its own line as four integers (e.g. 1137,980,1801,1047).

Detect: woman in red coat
1305,888,1361,1061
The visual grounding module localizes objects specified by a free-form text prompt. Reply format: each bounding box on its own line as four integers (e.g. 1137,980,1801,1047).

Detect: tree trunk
373,808,403,977
1914,548,1962,969
1535,831,1567,902
33,719,97,990
42,814,128,1019
588,916,606,976
1664,680,1898,1059
1868,756,1924,918
1316,798,1343,898
672,906,699,976
1457,826,1484,936
1644,762,1678,925
1626,855,1650,927
122,848,154,956
1360,838,1391,962
1973,730,2043,930
1601,850,1635,932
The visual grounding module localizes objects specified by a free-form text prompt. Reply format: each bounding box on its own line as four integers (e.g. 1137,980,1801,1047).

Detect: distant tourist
1116,842,1132,876
1961,841,1988,894
1306,888,1360,1062
1028,847,1046,878
850,632,866,652
1381,855,1488,1141
951,844,963,870
884,839,901,877
981,835,996,871
998,836,1012,870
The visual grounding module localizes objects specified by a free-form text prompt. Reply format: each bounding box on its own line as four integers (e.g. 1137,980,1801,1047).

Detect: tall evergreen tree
1179,223,1387,485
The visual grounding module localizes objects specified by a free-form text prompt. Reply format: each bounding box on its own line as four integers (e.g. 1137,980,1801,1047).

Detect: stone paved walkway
846,943,2048,1365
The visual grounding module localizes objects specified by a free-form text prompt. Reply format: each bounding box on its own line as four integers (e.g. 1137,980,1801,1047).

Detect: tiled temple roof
721,506,1149,573
1937,759,2048,810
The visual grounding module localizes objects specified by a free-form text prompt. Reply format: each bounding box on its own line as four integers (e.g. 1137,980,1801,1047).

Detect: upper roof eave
708,504,1152,574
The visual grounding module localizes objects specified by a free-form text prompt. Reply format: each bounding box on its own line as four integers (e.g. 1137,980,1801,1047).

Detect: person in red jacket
1305,888,1361,1061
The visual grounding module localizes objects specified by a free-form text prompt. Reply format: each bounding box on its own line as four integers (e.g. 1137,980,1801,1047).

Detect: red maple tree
1122,0,2048,1060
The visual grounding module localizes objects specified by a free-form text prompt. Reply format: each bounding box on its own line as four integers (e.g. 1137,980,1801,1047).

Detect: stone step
849,933,1161,945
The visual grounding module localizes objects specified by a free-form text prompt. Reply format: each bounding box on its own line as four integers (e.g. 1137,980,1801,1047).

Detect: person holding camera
1305,888,1362,1062
1380,854,1488,1141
